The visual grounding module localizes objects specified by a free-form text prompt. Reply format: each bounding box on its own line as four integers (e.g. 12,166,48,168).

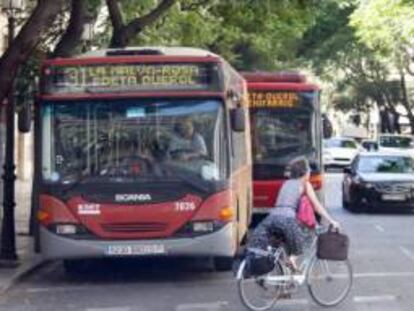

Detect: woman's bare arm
305,181,339,227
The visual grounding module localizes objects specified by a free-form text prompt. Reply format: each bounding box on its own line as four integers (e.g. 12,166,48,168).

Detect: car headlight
362,182,373,189
354,177,373,188
323,151,332,158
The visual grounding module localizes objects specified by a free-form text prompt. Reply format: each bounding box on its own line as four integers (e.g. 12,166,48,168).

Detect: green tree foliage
350,0,414,132
116,0,315,70
299,0,414,132
350,0,414,57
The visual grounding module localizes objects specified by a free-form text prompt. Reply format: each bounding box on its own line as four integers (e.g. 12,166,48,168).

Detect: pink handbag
297,195,316,229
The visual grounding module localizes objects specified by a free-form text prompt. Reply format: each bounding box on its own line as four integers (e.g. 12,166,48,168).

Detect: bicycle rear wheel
307,256,353,306
237,259,284,311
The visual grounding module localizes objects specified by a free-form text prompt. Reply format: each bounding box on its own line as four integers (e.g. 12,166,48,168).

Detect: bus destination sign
249,91,299,108
44,63,220,94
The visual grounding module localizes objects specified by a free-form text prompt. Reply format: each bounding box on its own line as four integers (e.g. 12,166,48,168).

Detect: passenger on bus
247,158,340,271
168,118,208,160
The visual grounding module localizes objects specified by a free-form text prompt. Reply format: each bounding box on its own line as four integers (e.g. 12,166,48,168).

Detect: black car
342,152,414,212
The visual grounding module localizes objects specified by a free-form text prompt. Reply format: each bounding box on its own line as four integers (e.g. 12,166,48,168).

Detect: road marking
26,286,93,293
86,307,131,311
276,298,308,306
354,271,414,278
354,295,397,303
24,271,414,294
176,301,228,311
374,224,385,232
399,246,414,262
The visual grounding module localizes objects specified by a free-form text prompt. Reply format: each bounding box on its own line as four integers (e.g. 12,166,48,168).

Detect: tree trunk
0,0,65,103
399,72,414,134
52,0,88,58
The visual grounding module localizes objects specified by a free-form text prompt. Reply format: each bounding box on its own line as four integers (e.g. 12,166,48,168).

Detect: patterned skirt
247,213,309,256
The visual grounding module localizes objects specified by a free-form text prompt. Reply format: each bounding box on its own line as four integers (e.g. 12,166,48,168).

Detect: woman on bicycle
247,157,340,271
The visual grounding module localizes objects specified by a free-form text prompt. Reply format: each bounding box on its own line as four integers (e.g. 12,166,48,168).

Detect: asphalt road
1,172,414,311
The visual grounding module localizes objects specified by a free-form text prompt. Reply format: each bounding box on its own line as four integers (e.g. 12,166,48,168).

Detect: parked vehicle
378,134,414,155
361,139,378,152
323,137,360,168
342,151,414,212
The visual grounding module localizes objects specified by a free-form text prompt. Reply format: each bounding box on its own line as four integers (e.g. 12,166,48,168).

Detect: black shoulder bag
317,226,349,261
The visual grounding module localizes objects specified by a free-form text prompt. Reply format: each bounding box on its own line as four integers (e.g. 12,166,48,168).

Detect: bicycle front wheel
307,256,353,307
237,259,284,311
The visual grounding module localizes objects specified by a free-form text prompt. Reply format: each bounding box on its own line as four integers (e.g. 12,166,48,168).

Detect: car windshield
379,136,414,149
250,91,316,164
358,156,414,173
324,139,357,149
41,99,228,184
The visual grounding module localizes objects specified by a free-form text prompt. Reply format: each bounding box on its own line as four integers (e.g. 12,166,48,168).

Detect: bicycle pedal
278,292,292,300
284,282,298,294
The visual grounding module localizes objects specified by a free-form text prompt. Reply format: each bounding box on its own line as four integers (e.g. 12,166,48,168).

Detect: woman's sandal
286,259,301,274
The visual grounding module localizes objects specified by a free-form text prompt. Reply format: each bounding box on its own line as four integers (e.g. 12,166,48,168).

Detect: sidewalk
0,179,42,293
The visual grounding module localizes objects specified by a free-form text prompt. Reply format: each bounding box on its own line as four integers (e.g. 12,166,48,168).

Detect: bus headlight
48,223,92,237
56,224,77,235
174,220,225,237
193,221,214,233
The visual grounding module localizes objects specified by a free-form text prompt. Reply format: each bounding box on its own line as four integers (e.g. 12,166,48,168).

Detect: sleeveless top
270,179,303,218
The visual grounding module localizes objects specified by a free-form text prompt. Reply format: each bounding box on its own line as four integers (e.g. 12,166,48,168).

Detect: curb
0,255,47,295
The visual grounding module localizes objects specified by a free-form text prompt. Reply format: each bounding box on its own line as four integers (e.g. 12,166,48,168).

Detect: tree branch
0,0,65,103
109,0,176,48
52,0,88,58
126,0,176,34
181,0,211,11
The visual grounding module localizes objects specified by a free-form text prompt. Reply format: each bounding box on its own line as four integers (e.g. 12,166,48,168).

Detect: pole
0,13,18,264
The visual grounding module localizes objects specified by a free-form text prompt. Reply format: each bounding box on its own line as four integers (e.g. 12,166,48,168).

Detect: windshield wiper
60,175,97,197
160,163,210,193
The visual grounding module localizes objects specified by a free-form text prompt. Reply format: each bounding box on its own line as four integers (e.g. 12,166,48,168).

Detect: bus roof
242,71,307,83
44,47,222,66
242,71,319,91
79,47,220,58
246,82,320,92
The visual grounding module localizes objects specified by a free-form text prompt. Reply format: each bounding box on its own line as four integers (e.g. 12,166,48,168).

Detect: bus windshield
41,99,227,185
250,92,315,164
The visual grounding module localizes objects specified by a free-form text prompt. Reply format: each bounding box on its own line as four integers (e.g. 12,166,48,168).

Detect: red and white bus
243,72,323,217
34,47,252,271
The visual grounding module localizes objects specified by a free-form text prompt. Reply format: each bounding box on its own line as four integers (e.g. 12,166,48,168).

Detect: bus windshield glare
251,91,315,164
41,99,227,184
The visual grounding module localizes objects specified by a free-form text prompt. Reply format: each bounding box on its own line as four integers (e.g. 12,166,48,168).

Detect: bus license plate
106,244,165,256
382,194,406,201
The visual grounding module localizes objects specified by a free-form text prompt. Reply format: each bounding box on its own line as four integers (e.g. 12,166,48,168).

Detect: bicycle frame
261,226,324,287
237,225,353,310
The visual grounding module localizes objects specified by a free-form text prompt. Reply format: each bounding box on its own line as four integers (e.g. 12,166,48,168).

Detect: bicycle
236,225,353,311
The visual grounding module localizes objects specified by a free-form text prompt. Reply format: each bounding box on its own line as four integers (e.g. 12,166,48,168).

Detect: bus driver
168,119,208,160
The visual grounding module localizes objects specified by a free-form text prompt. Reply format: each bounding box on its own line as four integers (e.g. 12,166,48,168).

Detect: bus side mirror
309,159,319,171
18,104,31,133
231,107,245,132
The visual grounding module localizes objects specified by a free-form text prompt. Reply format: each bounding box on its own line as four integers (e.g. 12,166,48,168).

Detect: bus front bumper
39,223,236,260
